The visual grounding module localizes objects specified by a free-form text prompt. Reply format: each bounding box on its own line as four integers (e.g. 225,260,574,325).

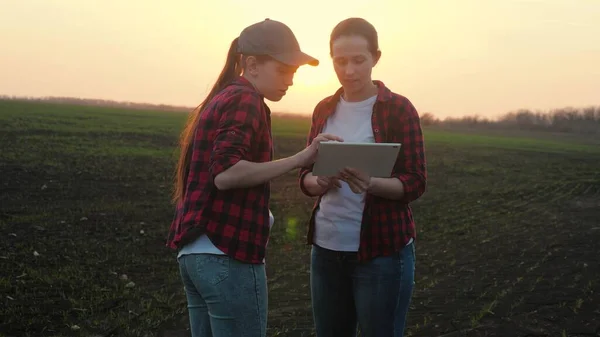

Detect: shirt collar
323,80,392,108
229,76,263,98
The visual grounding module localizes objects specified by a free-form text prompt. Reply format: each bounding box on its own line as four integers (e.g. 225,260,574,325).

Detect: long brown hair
172,38,242,204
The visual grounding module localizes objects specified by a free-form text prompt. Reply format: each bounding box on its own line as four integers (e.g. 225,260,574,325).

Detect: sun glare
293,62,340,93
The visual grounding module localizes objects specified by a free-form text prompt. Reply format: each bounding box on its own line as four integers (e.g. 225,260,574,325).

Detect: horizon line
2,94,598,121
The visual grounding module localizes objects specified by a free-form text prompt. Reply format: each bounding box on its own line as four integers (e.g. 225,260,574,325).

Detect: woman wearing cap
298,18,427,337
167,19,341,337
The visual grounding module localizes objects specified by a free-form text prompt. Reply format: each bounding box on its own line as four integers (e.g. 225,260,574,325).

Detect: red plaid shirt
167,76,273,264
299,81,427,262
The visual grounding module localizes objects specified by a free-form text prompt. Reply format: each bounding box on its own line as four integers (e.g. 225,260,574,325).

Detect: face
331,35,379,97
245,57,298,102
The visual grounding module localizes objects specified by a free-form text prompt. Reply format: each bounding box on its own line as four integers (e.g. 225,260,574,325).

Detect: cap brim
271,51,319,67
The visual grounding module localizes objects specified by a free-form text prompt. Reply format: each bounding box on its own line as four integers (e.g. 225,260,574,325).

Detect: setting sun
293,61,340,92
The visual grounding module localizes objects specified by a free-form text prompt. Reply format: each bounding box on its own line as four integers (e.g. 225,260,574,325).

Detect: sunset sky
1,0,598,118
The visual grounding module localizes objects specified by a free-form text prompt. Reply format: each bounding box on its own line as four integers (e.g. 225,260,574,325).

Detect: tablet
312,141,402,178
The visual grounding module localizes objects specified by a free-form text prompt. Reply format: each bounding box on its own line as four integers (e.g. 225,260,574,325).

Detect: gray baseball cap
237,19,319,67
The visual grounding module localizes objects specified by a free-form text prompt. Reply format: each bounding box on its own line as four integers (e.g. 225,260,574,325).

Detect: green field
1,100,599,337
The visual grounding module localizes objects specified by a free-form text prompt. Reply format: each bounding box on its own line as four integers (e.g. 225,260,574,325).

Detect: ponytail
172,38,241,204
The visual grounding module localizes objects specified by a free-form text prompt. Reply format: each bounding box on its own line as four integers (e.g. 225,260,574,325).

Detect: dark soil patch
1,103,599,337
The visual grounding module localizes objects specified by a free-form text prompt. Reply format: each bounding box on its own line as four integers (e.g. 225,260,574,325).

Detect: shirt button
374,128,379,133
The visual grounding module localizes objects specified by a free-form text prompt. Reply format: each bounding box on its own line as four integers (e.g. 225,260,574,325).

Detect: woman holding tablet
298,18,427,337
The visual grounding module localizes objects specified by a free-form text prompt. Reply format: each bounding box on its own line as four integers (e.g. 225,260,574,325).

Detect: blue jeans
178,254,268,337
310,242,416,337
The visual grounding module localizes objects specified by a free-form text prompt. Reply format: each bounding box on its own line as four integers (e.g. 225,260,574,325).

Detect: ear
244,56,259,76
373,50,382,66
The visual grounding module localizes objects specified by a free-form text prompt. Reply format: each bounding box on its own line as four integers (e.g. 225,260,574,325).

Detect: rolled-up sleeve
393,100,427,203
209,91,261,178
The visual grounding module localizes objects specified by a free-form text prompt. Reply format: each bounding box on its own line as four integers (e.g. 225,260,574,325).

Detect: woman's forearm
301,172,328,196
214,157,301,190
367,177,405,200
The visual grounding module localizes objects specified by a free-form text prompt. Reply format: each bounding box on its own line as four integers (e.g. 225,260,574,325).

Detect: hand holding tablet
316,175,342,189
338,167,372,194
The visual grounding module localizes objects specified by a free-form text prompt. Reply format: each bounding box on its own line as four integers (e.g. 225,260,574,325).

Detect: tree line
0,95,191,113
421,106,600,134
2,95,599,134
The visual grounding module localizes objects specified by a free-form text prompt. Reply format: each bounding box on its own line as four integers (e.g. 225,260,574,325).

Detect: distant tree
420,112,437,126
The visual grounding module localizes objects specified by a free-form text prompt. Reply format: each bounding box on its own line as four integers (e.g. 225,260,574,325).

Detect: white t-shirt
314,94,377,252
177,209,275,262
